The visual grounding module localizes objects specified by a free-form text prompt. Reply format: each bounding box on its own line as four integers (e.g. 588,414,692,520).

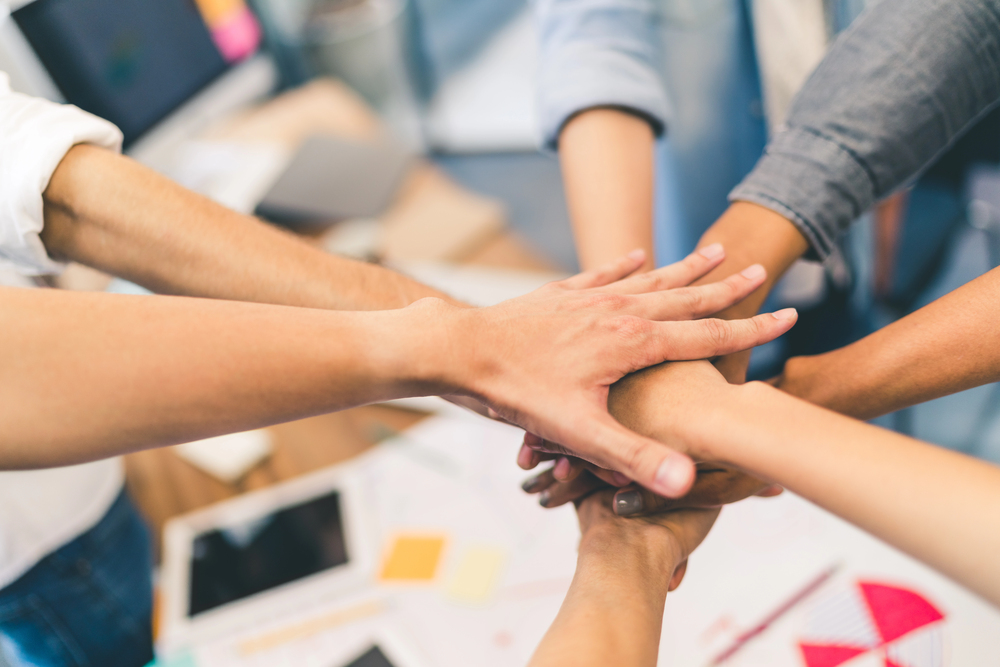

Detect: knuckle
704,318,731,349
639,270,668,292
724,275,744,297
586,293,629,311
685,253,704,270
681,288,707,317
610,315,649,339
623,439,652,479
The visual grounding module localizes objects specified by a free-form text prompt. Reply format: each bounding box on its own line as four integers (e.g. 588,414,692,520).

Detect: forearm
40,145,455,311
779,264,1000,419
732,0,1000,260
559,109,657,271
692,202,809,380
0,287,453,469
698,382,1000,605
530,527,674,667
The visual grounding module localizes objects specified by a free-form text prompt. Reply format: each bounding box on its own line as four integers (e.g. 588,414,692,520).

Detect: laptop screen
12,0,262,146
187,490,350,617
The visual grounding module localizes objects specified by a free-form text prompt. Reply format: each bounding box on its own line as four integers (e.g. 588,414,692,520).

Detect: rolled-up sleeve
534,0,672,150
0,73,122,275
730,0,1000,260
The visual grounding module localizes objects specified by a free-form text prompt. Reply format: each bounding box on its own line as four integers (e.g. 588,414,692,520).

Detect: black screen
342,646,396,667
188,491,350,617
13,0,228,146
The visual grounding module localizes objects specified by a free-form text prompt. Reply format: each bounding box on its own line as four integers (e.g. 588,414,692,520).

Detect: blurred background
252,0,1000,463
3,0,1000,509
4,1,1000,665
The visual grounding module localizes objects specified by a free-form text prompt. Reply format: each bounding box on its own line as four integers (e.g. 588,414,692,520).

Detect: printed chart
798,581,946,667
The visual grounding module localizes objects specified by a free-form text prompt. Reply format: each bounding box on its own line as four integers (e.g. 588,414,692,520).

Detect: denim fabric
534,0,673,150
534,0,768,260
655,0,766,250
0,491,154,667
732,0,1000,260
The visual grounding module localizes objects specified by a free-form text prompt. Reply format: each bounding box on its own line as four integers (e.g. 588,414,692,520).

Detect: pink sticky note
212,6,261,63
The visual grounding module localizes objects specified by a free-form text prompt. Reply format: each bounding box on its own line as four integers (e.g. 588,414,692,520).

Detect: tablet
254,134,413,228
158,466,374,656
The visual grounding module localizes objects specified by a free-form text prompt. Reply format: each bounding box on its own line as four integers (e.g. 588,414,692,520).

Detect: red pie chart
797,581,946,667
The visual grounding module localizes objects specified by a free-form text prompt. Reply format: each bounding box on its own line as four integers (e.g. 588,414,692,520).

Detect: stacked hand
441,245,795,498
575,487,721,592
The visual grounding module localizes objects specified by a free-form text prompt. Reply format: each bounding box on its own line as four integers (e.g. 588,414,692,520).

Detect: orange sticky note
379,535,446,581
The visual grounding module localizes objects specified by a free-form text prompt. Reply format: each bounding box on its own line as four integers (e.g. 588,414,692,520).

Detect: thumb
668,560,689,592
579,413,696,498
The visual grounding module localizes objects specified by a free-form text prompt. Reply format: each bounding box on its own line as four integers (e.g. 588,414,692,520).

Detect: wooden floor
125,405,425,560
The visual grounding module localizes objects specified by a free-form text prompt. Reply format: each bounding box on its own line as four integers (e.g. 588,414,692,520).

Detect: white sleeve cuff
0,73,123,275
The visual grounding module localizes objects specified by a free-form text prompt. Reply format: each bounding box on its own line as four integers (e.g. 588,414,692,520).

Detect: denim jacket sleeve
533,0,672,150
730,0,1000,260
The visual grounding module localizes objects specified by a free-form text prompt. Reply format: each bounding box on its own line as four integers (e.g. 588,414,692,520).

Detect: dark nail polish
539,490,551,507
522,475,545,493
615,490,643,516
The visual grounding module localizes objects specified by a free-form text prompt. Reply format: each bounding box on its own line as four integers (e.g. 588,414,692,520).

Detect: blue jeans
0,490,154,667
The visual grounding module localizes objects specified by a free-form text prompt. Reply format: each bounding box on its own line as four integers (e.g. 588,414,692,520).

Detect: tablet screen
188,490,349,617
13,0,261,146
342,646,396,667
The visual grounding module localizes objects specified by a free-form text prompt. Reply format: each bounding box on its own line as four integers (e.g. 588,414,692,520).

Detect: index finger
559,250,646,290
603,244,726,295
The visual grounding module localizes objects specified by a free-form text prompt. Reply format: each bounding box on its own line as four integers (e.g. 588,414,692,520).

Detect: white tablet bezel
158,466,376,657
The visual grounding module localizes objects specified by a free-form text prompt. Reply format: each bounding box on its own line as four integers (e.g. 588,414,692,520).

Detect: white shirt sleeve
0,72,123,275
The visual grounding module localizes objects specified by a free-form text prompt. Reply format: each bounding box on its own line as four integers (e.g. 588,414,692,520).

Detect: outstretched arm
0,257,794,489
529,490,717,667
686,0,1000,380
774,263,1000,419
610,361,1000,606
40,145,453,311
558,109,657,271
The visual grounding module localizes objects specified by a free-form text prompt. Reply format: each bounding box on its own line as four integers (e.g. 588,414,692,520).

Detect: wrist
677,381,769,465
578,522,679,588
776,354,826,402
778,351,873,418
370,298,469,398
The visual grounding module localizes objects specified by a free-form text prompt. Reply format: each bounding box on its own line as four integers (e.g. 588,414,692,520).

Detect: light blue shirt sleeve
534,0,672,150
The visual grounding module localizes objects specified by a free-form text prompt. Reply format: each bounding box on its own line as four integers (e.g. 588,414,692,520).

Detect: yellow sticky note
193,0,245,25
446,546,505,604
379,535,446,581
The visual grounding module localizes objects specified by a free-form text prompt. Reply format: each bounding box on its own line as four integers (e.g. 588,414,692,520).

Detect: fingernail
740,264,766,281
538,490,552,507
517,446,533,469
611,472,632,486
627,249,645,261
654,458,692,497
772,307,798,321
522,474,545,493
615,490,644,516
698,243,724,260
553,457,570,480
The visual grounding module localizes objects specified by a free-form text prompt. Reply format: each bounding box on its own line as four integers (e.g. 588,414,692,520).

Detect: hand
576,488,720,591
434,247,796,498
523,359,743,460
516,359,780,505
521,463,782,514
